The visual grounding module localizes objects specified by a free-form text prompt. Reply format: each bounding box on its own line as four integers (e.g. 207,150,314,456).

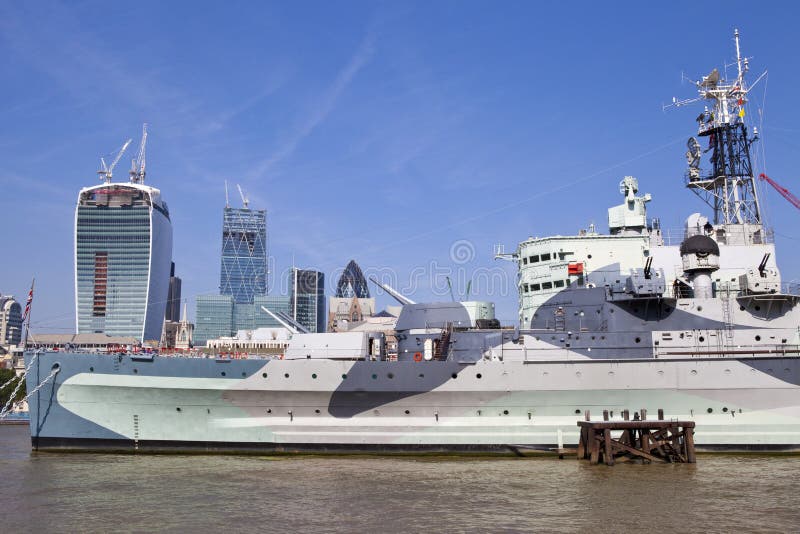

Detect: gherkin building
335,260,370,298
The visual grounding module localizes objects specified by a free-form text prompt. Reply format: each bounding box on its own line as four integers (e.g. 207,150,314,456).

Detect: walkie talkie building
74,183,173,342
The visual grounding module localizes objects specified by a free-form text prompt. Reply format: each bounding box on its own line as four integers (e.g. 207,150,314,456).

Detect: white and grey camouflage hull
25,350,800,453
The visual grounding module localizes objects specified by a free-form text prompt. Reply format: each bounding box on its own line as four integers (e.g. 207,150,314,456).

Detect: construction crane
98,138,133,183
759,173,800,211
237,184,249,208
129,123,148,184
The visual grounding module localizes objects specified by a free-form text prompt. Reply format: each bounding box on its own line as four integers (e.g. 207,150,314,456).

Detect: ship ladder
720,289,735,350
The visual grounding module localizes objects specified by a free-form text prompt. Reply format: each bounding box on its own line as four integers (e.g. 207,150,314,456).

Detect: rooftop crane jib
98,139,133,184
130,124,148,184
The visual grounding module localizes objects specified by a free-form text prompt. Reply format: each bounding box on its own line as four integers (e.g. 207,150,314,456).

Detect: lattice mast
671,29,765,226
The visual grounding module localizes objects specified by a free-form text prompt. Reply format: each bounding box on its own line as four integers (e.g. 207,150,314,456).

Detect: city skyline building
220,205,267,304
165,262,182,322
194,294,292,346
75,182,172,342
0,294,22,346
194,294,235,346
335,259,370,298
291,268,325,333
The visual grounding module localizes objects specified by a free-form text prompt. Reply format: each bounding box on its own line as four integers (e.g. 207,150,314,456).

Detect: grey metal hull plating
25,351,800,454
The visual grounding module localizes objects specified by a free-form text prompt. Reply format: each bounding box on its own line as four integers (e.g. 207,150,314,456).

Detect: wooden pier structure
577,409,696,465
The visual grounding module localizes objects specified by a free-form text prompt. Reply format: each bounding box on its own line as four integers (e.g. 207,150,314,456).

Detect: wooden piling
577,412,696,465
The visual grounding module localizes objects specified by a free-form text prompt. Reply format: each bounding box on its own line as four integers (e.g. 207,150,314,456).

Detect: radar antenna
667,28,767,227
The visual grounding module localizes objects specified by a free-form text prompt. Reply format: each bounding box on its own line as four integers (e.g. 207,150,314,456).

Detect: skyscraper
165,262,182,322
220,207,267,304
291,268,325,333
0,294,22,346
335,259,370,298
75,182,172,342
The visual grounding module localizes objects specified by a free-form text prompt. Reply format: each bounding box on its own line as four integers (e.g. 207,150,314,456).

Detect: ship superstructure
22,31,800,454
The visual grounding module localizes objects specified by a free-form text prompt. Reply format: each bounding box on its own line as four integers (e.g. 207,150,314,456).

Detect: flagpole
21,277,34,351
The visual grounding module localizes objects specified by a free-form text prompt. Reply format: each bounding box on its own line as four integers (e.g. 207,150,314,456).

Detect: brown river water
1,425,799,533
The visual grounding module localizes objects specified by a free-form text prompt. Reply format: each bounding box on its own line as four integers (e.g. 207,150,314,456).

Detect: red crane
759,173,800,211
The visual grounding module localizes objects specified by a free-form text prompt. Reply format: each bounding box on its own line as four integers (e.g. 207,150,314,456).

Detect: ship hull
25,351,800,454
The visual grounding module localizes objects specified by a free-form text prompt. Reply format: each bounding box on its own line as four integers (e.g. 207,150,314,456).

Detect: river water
1,425,798,533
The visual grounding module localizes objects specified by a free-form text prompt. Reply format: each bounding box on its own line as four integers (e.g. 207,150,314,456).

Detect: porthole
267,409,272,414
387,373,394,379
707,408,713,413
635,337,641,343
503,410,509,415
755,305,761,311
722,407,729,413
755,335,761,342
574,409,581,415
372,374,378,379
315,409,320,414
133,369,138,374
697,306,703,312
418,373,425,378
451,373,458,379
284,373,290,378
699,336,705,342
221,371,226,377
600,336,606,340
262,373,267,378
89,367,94,372
341,373,348,379
404,410,410,415
241,372,247,377
312,373,317,379
740,305,746,311
176,407,182,412
587,254,593,259
476,373,483,379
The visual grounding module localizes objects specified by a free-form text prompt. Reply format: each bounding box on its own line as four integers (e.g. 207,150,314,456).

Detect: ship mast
672,29,765,227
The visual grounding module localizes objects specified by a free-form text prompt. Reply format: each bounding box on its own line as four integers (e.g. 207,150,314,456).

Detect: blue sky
2,1,800,333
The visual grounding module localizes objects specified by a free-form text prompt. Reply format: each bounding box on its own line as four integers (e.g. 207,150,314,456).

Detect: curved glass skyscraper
75,183,173,342
335,260,370,298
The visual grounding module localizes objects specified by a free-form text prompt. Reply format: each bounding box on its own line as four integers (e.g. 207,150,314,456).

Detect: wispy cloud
246,31,377,181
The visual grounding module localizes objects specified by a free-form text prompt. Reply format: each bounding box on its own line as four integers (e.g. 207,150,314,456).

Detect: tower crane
237,184,250,208
759,173,800,211
98,138,133,183
129,123,148,184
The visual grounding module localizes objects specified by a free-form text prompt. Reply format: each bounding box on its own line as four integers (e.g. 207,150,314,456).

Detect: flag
21,281,33,323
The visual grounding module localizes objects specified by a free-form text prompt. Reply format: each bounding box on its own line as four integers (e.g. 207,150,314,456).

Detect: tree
0,368,25,409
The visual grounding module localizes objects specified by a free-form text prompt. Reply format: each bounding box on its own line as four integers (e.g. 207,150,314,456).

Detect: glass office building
194,294,235,346
220,207,267,304
75,183,172,342
291,268,325,333
335,260,370,298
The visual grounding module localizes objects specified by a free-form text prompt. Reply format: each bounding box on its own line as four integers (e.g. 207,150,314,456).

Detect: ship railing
654,225,774,246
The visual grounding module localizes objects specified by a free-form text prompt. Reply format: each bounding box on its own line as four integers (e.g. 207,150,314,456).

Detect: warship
20,31,800,453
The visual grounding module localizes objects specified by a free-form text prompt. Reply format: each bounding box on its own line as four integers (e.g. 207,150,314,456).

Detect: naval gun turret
679,234,720,298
